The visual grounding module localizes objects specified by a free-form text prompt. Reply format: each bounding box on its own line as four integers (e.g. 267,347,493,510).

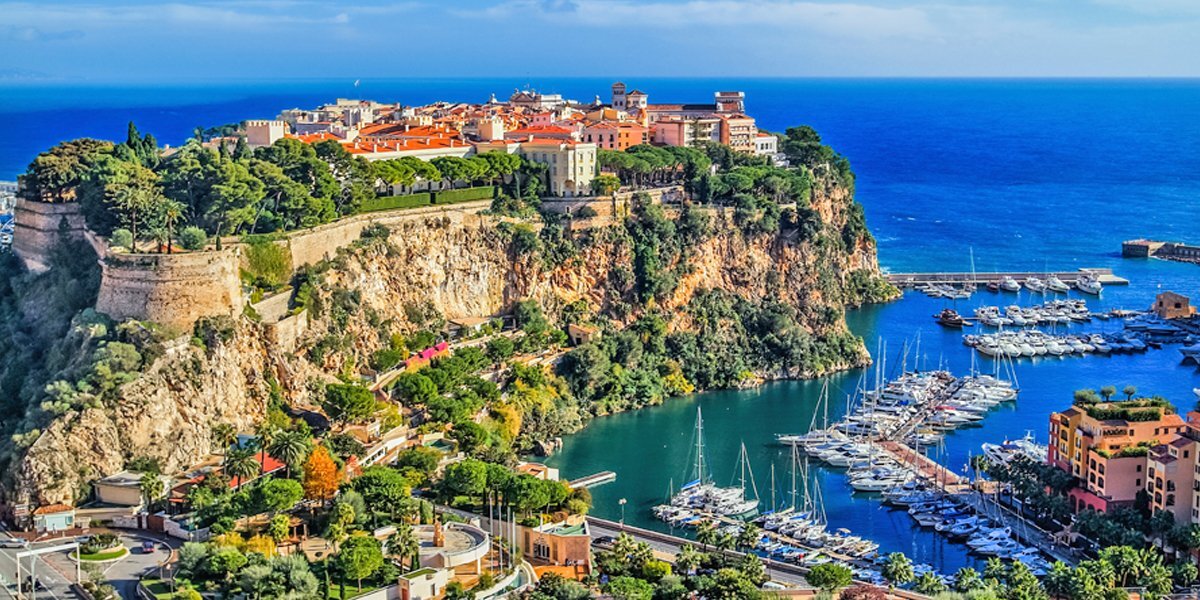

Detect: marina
548,257,1200,577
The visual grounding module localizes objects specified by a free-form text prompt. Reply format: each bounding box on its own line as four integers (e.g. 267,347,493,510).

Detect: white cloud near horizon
0,0,1197,80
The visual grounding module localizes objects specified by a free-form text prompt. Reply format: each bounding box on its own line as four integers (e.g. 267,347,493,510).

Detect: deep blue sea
3,78,1199,574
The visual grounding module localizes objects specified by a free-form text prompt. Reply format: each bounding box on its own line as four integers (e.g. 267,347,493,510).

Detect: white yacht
1024,277,1046,292
999,276,1021,292
1075,274,1102,295
1046,275,1070,293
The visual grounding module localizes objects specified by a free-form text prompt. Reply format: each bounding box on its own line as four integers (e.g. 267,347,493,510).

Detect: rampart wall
11,199,88,272
94,248,244,331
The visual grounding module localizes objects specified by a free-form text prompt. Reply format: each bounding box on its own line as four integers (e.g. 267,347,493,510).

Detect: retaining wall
280,199,492,271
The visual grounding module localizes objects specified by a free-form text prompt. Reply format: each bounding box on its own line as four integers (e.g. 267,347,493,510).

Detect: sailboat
664,407,760,519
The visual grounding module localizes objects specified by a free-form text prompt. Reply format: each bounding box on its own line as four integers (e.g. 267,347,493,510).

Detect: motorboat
1181,344,1200,364
1024,277,1046,292
999,276,1021,292
1046,275,1070,293
1075,273,1102,295
934,308,972,328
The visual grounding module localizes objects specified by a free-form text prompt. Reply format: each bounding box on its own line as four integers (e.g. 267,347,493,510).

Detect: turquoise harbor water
3,78,1199,574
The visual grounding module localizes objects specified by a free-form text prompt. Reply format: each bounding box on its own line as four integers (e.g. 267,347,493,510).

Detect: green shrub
110,228,133,249
177,226,208,251
241,239,292,291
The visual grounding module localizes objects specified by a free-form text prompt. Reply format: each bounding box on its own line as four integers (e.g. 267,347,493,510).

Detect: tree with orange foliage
303,445,340,503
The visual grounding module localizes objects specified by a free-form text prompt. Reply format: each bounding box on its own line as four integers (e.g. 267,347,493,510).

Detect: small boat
986,281,1000,292
999,277,1021,292
1024,277,1046,292
934,308,972,328
1181,344,1200,364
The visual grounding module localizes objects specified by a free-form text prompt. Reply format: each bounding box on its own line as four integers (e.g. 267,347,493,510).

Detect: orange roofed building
1049,399,1186,514
581,121,648,151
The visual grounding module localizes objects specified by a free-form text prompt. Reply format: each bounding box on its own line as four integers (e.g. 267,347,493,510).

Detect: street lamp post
618,498,627,531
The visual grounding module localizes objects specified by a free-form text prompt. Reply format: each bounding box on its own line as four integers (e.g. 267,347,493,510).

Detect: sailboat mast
770,464,777,513
789,444,798,510
695,407,706,484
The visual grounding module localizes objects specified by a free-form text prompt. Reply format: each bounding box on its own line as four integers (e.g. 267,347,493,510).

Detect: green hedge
362,193,433,213
362,186,493,214
433,186,494,204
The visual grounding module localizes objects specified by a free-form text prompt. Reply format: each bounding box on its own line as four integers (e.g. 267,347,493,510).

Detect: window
1136,478,1142,487
1168,494,1176,506
1138,465,1144,472
533,540,551,560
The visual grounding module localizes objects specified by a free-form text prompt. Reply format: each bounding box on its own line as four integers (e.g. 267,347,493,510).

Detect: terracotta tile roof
343,138,465,154
33,503,73,515
584,121,647,131
286,132,342,144
507,125,574,136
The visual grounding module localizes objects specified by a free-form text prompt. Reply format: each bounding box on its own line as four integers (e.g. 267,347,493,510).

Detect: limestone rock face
12,180,885,506
17,333,270,505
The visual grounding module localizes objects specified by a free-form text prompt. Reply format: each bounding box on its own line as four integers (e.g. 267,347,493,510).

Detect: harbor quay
887,267,1129,287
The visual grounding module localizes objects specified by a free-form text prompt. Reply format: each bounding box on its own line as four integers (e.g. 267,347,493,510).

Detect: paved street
585,516,811,588
0,529,177,600
0,532,76,600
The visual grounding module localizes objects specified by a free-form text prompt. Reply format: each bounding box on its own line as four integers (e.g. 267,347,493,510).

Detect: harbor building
1152,291,1196,320
1123,239,1200,265
1048,400,1186,513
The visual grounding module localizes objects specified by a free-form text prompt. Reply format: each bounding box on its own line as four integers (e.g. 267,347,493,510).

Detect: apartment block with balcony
1048,400,1186,513
1147,436,1199,524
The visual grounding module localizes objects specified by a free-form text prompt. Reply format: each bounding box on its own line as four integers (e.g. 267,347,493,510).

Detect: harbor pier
568,471,617,488
886,267,1128,287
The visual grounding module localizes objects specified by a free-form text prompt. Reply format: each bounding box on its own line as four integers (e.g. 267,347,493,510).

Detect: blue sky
1,0,1198,81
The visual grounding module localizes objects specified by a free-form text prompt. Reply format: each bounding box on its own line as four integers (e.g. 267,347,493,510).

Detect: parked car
141,541,156,554
0,538,28,549
593,535,616,549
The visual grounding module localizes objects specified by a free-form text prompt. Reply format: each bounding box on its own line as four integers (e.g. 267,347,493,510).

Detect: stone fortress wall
12,197,494,331
93,248,245,331
13,189,678,330
11,200,90,273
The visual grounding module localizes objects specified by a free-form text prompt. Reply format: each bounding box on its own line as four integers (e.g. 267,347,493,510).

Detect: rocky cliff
7,174,892,507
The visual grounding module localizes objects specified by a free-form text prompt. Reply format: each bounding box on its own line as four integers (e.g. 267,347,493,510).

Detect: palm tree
212,423,238,456
253,422,277,477
269,430,311,478
161,199,184,254
391,523,420,570
913,571,945,595
735,523,760,551
225,447,259,489
953,567,983,593
675,544,701,575
882,552,915,588
139,473,165,512
694,520,716,552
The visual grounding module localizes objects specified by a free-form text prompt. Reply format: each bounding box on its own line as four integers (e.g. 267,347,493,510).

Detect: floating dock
569,471,617,488
886,267,1128,287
